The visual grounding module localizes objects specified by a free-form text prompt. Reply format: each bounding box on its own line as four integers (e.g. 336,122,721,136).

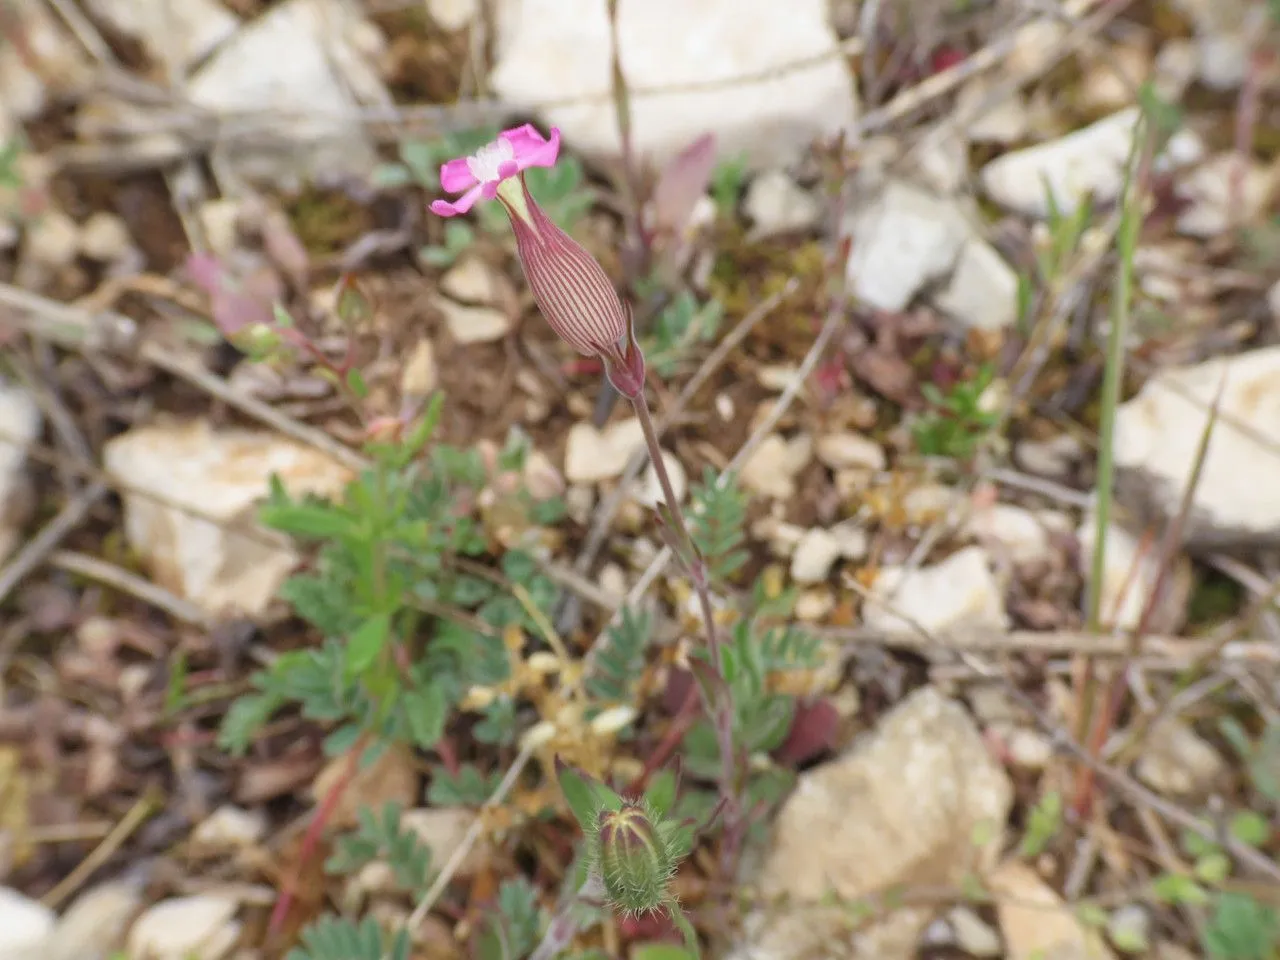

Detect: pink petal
430,199,463,217
439,157,479,193
431,181,485,216
500,124,560,170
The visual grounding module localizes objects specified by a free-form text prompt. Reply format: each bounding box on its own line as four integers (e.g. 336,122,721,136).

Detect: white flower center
467,139,515,183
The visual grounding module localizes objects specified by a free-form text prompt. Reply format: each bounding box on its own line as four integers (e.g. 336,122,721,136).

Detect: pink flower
430,124,561,218
428,124,645,398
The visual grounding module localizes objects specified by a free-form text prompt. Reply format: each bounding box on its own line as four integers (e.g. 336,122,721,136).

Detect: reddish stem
629,685,700,796
269,733,368,936
630,389,742,866
436,734,461,777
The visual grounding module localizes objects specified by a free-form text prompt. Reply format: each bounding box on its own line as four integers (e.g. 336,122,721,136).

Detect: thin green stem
630,390,739,834
1073,112,1149,814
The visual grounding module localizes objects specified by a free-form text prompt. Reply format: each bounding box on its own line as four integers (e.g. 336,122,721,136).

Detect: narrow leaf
346,613,391,674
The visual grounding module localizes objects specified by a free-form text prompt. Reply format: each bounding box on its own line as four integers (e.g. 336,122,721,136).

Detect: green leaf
666,902,701,958
370,163,412,188
1205,892,1280,960
444,220,475,250
403,683,448,749
346,368,369,399
1230,810,1271,848
428,764,499,806
1195,852,1231,885
260,500,354,539
323,723,362,756
218,691,283,755
645,769,678,819
632,944,698,960
556,759,622,834
272,301,297,328
346,613,391,675
586,605,651,704
420,245,458,267
1152,872,1210,906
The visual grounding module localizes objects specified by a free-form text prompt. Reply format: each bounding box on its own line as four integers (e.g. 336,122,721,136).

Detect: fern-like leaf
325,802,433,892
286,915,408,960
586,606,651,704
687,468,748,582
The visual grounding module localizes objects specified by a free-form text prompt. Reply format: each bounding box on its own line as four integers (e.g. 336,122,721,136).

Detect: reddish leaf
774,699,838,766
928,45,967,74
651,133,718,236
662,668,695,715
184,251,224,295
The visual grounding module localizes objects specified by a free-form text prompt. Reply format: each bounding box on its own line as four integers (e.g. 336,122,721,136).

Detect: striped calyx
497,176,645,395
594,803,674,915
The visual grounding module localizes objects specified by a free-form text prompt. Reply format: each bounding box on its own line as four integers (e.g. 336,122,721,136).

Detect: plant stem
1073,111,1148,818
629,390,740,844
529,875,605,960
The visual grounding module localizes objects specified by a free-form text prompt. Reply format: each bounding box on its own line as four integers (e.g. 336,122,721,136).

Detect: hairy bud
593,804,675,915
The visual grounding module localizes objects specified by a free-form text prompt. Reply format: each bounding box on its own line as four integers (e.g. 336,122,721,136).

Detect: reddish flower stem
630,389,741,854
269,733,368,937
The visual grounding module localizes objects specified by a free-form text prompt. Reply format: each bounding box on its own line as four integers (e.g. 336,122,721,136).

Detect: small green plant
0,139,21,189
1036,186,1096,287
474,878,548,960
1151,820,1280,960
643,293,724,378
1205,893,1280,960
709,152,748,218
912,365,1001,460
1018,790,1064,857
218,407,562,759
420,219,475,267
1221,716,1280,805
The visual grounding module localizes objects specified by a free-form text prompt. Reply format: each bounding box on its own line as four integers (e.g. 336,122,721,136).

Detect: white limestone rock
744,170,822,238
489,0,857,171
563,418,645,485
186,0,392,188
863,546,1010,641
0,382,42,562
83,0,240,76
103,419,353,617
981,108,1204,218
127,895,240,960
0,887,55,960
845,180,971,313
1111,346,1280,548
732,688,1012,960
932,237,1020,331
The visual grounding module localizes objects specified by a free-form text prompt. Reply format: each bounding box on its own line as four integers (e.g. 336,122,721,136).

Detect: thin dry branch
0,482,108,604
0,282,370,471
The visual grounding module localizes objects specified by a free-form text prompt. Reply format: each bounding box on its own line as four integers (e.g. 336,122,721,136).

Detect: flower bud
496,177,646,397
594,804,674,914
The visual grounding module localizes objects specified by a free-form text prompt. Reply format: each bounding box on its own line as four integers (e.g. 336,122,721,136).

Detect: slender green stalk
630,390,739,834
1073,112,1149,812
1086,186,1140,633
